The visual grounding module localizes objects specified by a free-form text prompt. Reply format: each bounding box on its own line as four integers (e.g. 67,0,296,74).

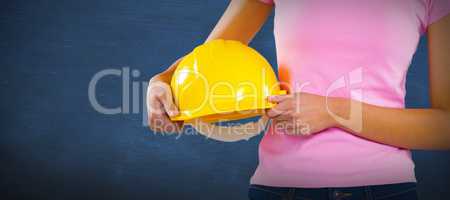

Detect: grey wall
1,0,449,199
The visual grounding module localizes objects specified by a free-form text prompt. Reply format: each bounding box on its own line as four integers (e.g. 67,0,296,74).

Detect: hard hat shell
170,40,285,122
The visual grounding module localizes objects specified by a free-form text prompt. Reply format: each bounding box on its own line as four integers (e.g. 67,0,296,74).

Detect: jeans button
334,190,341,198
334,190,352,200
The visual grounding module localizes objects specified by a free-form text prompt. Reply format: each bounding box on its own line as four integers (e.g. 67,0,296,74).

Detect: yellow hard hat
170,39,285,123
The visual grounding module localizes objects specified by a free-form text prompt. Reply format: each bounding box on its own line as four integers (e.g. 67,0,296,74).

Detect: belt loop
328,188,334,200
365,186,373,200
281,188,295,200
286,188,295,200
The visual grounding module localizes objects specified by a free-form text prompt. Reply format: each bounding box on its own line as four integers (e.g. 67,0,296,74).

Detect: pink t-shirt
252,0,450,187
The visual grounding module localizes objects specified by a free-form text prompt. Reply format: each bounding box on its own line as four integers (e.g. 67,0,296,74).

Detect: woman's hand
147,80,183,133
266,93,340,136
147,68,183,134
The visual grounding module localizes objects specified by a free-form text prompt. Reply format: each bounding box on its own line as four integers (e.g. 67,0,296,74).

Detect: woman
147,0,450,199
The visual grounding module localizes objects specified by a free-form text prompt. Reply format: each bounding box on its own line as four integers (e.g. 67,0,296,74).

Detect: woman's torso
252,0,449,187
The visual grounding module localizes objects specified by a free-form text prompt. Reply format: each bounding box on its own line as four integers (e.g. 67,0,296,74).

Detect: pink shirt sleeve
258,0,274,5
427,0,450,26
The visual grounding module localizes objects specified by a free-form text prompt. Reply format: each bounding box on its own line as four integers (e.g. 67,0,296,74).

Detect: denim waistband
248,182,417,200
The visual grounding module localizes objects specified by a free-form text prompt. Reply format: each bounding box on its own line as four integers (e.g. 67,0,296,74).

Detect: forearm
333,98,450,149
205,0,272,44
150,57,182,84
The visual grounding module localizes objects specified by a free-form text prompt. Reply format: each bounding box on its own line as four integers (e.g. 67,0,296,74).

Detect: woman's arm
266,15,450,150
205,0,273,44
337,15,450,150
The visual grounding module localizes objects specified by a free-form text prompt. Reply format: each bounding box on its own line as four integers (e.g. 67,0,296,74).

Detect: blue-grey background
1,0,449,199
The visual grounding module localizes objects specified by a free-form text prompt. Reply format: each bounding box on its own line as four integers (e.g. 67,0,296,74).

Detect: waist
251,127,416,187
249,182,418,200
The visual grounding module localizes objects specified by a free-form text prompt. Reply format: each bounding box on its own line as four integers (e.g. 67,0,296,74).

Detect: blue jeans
248,183,418,200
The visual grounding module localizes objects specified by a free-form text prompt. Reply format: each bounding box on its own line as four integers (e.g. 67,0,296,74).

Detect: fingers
266,94,296,118
151,82,179,117
148,111,182,133
147,81,182,133
157,91,179,117
148,102,182,133
267,93,322,136
268,94,293,103
266,100,294,118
